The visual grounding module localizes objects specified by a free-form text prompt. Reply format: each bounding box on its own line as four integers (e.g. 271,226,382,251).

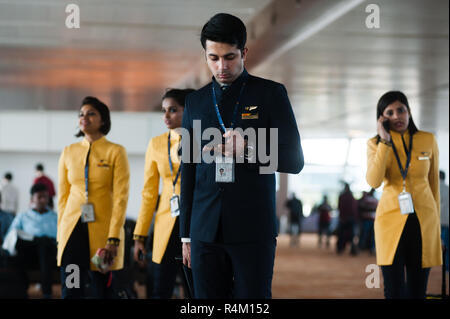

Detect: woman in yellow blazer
133,88,194,298
366,91,441,299
57,96,130,299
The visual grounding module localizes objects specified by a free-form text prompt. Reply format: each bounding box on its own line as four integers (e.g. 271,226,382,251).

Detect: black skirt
61,218,90,269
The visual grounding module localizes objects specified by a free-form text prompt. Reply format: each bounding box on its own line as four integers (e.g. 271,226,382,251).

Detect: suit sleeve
57,147,70,237
428,134,440,216
366,138,390,189
108,146,130,239
133,138,160,237
269,83,304,174
180,96,196,239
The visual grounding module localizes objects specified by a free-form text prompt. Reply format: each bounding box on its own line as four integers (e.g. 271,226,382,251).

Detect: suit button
219,187,224,192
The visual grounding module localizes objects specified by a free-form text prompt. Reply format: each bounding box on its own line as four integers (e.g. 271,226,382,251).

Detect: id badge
398,192,414,215
215,156,235,183
170,195,180,217
81,203,96,223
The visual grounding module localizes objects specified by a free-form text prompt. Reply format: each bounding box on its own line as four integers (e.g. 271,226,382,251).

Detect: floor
28,233,448,299
271,234,447,299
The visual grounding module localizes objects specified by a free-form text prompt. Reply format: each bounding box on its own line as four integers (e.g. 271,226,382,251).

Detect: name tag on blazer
97,160,111,168
418,152,430,160
242,105,259,120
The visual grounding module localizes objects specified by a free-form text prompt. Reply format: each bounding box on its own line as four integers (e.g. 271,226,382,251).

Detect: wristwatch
244,142,255,161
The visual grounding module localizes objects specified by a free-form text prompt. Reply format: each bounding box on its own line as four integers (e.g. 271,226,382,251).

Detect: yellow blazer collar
390,130,411,145
81,135,107,148
169,129,181,141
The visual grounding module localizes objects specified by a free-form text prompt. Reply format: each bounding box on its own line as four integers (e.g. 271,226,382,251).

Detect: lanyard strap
391,133,413,182
84,147,91,202
211,78,247,133
168,131,181,192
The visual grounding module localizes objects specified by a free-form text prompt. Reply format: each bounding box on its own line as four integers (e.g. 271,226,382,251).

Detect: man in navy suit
180,13,304,299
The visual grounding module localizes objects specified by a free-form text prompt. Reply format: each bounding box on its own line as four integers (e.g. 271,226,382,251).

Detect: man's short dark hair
200,13,247,51
36,163,44,171
31,183,48,196
440,170,446,180
75,96,111,137
162,88,196,107
4,172,12,181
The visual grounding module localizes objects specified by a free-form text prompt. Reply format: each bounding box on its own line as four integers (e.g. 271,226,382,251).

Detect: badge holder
81,202,96,223
215,155,235,183
170,194,180,217
398,182,414,215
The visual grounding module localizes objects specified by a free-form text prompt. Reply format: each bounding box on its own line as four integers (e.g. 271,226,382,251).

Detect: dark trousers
148,218,182,299
318,221,331,247
60,219,116,299
358,219,375,252
381,213,430,299
191,238,276,299
336,221,356,254
442,226,449,272
15,236,57,297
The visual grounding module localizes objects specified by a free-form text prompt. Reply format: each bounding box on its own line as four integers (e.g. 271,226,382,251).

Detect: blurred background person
0,172,19,215
133,88,194,298
440,170,449,272
57,96,130,299
285,193,303,247
0,192,14,245
366,91,442,299
317,195,332,249
5,183,57,299
336,183,358,255
357,188,378,255
33,163,56,210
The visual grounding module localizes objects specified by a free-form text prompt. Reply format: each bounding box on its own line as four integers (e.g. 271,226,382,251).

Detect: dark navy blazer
180,69,304,244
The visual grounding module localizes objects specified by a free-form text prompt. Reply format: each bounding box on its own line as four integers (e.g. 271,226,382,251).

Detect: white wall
1,110,448,220
0,110,167,220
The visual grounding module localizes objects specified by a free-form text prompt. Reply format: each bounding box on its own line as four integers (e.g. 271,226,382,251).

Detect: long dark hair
75,96,111,137
375,91,418,143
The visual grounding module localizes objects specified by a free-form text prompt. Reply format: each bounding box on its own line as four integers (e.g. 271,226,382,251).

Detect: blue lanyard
84,148,91,202
391,133,413,181
211,79,247,133
168,132,181,192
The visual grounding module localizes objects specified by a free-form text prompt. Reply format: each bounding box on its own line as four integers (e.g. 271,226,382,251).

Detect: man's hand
182,242,191,268
133,240,147,267
202,130,246,158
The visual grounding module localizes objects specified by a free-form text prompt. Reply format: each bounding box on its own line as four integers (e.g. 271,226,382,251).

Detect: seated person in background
5,183,57,299
0,192,14,245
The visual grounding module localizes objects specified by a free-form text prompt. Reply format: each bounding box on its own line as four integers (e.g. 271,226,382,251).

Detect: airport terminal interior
0,0,448,299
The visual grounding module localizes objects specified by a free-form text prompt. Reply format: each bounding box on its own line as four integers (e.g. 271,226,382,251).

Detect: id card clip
215,156,235,183
170,194,180,217
398,182,414,215
81,203,96,223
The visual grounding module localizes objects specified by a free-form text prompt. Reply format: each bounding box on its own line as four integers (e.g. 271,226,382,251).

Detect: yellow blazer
366,130,441,267
134,130,181,264
57,136,130,271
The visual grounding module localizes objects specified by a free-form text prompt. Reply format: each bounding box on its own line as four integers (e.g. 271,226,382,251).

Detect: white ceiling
0,0,448,138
